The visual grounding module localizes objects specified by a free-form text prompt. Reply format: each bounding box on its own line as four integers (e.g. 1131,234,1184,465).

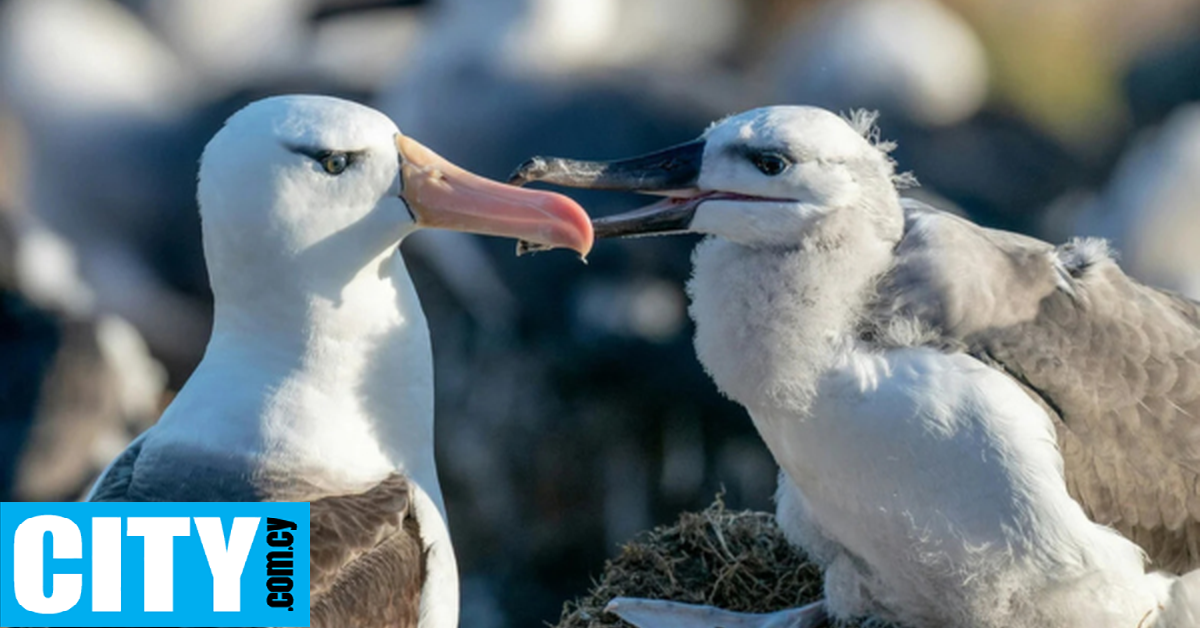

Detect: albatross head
510,105,904,248
198,95,593,302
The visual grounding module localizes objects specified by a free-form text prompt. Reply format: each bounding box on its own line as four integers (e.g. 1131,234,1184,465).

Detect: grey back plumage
868,200,1200,573
89,438,425,628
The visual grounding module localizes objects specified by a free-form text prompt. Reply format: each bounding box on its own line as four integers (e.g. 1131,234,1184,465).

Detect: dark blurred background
1,0,1199,626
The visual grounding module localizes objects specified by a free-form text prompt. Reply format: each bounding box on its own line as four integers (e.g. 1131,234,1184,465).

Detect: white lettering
195,517,260,612
126,517,190,612
91,517,122,612
13,515,82,614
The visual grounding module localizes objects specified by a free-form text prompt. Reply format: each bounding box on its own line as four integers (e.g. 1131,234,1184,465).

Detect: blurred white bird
0,0,217,372
0,203,166,502
1072,103,1200,300
769,0,989,127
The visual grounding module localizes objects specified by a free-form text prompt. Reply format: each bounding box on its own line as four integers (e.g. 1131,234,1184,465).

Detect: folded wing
870,200,1200,573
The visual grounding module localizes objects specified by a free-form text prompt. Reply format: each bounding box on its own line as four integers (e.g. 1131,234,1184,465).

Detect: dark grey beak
509,140,705,249
508,139,705,193
591,197,699,239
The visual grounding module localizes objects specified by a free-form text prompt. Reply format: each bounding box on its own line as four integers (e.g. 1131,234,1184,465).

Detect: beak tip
507,193,593,259
557,224,595,260
571,215,595,259
577,238,595,259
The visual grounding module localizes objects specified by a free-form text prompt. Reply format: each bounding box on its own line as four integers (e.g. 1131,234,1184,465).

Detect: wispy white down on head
689,106,905,249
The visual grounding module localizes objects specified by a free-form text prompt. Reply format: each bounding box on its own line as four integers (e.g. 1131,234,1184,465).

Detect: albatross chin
513,106,1200,627
87,94,592,628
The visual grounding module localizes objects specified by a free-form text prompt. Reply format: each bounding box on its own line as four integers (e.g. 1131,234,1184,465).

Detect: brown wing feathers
310,474,426,628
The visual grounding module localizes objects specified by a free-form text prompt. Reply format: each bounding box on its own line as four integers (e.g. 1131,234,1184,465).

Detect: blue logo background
0,502,310,627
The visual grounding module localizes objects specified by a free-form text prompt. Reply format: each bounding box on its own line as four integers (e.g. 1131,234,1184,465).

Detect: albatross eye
751,153,790,177
320,152,350,175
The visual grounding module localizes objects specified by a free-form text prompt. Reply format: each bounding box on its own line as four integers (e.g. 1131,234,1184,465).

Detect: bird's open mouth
516,190,794,254
509,140,798,252
603,190,795,236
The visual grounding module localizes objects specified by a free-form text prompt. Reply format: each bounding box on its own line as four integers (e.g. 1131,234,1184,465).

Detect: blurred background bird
1,0,1199,626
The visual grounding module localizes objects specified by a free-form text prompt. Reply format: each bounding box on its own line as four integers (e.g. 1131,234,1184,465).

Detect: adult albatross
87,95,592,628
511,106,1200,627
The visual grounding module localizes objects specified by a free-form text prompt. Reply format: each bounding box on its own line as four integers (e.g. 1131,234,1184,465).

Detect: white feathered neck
689,193,902,415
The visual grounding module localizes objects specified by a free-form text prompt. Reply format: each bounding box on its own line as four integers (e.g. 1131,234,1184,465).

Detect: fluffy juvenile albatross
87,94,592,628
512,106,1200,627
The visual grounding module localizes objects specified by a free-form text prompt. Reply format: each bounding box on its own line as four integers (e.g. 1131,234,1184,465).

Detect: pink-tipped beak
397,135,594,256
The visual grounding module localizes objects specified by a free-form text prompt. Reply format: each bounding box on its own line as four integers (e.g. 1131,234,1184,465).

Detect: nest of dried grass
554,496,866,628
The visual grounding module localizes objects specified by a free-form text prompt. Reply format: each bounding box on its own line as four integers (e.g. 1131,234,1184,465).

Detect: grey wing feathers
874,199,1200,572
87,434,144,502
875,200,1064,340
87,434,267,502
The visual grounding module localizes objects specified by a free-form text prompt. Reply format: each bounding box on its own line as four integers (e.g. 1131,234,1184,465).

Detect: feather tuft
842,109,918,189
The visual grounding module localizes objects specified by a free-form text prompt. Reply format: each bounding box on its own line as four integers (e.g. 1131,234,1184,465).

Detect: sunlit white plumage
516,106,1200,627
87,95,591,628
88,95,456,628
684,109,1179,626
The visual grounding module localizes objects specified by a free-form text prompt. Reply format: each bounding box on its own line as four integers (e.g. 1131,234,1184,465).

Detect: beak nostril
508,157,547,186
